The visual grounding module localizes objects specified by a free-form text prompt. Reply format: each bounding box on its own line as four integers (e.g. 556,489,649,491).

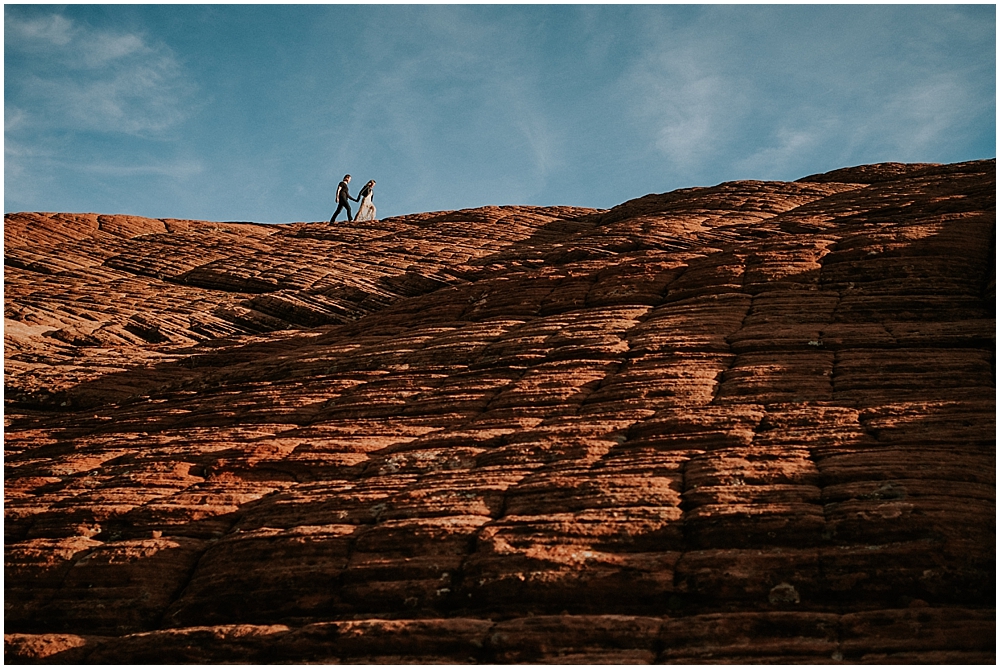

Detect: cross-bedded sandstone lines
4,206,602,406
4,160,995,663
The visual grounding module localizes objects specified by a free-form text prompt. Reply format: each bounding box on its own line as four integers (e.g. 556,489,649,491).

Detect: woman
354,180,377,221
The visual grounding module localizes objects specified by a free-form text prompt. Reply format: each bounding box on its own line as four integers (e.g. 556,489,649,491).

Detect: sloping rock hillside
4,160,995,663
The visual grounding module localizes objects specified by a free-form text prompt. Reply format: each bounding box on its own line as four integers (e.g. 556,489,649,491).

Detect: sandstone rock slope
4,160,995,663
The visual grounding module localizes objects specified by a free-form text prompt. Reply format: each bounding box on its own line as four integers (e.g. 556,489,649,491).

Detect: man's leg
330,202,345,223
345,202,353,222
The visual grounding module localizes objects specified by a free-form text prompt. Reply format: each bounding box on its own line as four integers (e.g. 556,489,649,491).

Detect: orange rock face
4,160,995,663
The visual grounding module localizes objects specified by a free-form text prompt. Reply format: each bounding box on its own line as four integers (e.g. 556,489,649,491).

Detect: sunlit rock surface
4,160,994,663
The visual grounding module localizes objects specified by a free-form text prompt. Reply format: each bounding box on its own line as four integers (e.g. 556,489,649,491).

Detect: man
330,174,359,223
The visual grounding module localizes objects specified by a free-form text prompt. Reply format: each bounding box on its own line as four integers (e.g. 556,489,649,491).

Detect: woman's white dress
355,193,376,221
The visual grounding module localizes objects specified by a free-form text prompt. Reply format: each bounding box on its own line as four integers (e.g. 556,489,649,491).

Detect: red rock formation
4,160,995,663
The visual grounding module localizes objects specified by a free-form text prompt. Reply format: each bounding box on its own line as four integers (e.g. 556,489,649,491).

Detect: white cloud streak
622,50,741,172
330,7,560,209
6,11,195,136
5,9,201,213
615,5,994,182
7,13,74,46
733,127,824,176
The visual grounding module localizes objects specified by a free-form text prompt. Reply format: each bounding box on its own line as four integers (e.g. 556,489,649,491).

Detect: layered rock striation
4,160,995,663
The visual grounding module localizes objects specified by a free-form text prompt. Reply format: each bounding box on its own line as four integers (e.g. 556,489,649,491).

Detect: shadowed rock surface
4,160,995,663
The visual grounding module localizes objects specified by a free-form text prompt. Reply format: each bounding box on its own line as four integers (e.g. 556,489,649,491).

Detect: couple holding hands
330,174,376,223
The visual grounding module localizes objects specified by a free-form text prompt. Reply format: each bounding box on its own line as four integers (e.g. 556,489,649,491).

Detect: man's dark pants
330,200,353,223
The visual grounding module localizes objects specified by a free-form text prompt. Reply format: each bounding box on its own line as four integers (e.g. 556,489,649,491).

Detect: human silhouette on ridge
330,174,358,223
354,180,376,222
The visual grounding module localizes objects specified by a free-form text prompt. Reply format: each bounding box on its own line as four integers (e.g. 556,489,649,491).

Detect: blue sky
5,4,996,223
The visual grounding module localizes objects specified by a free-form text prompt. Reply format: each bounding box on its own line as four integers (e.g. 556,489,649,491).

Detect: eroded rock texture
4,160,995,663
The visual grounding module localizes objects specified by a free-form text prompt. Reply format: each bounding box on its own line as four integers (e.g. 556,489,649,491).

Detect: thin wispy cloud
327,6,562,211
648,60,733,167
881,77,980,156
5,8,201,215
75,159,205,179
734,127,824,176
6,12,74,47
6,11,195,136
613,5,994,184
616,11,754,177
